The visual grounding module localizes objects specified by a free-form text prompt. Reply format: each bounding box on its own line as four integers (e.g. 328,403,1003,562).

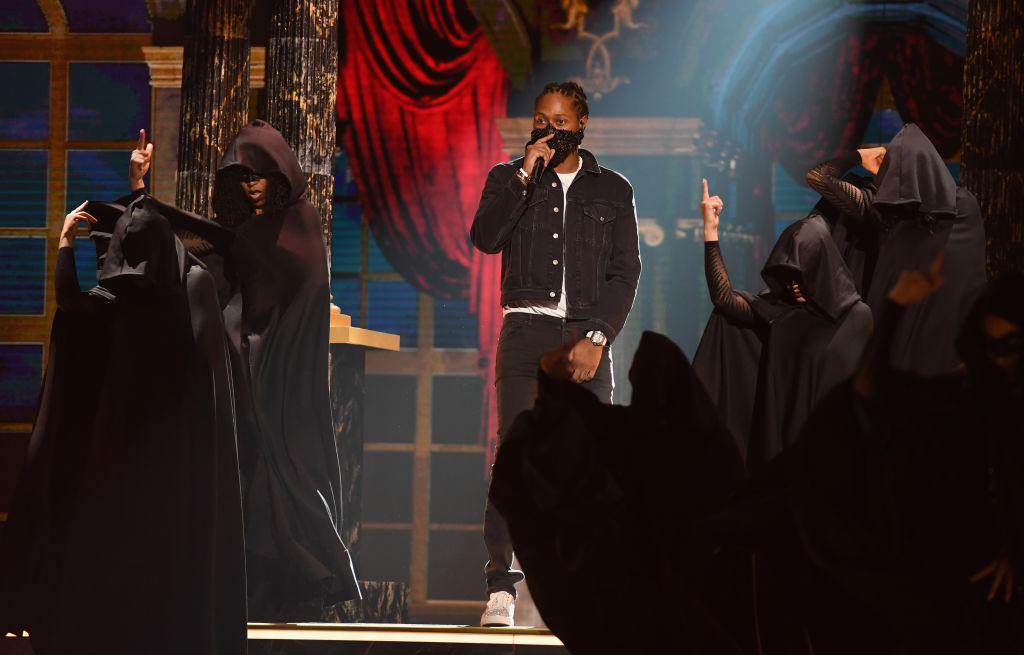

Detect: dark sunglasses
240,169,266,183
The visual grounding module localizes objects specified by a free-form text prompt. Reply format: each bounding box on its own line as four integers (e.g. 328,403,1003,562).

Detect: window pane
427,530,487,601
366,230,393,272
63,0,150,33
434,297,478,349
0,343,43,422
366,374,416,444
0,150,47,227
429,452,487,524
358,528,411,585
0,236,45,314
362,451,413,523
0,0,48,31
330,202,361,272
431,375,483,445
66,150,133,211
0,62,49,140
367,280,418,348
329,276,360,325
68,63,150,141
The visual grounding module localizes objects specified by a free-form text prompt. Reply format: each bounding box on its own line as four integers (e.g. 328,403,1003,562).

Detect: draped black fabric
490,331,751,654
694,215,873,466
0,199,246,654
213,121,360,619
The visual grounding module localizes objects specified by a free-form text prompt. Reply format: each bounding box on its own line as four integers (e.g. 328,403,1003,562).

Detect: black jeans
483,312,613,597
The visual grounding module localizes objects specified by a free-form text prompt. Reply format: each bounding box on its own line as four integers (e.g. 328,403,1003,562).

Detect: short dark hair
535,81,589,119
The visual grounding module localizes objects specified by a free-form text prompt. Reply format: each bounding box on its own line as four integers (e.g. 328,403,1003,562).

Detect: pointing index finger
137,128,146,151
702,178,709,201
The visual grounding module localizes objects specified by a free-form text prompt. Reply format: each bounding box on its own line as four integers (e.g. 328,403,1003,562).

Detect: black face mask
530,125,584,169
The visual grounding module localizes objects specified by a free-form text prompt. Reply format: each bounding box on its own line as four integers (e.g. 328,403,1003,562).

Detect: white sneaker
480,590,515,627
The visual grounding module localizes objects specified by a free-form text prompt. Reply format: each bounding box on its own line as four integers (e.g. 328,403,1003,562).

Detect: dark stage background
0,0,969,624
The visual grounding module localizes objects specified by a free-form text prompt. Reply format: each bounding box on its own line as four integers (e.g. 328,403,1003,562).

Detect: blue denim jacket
471,149,641,342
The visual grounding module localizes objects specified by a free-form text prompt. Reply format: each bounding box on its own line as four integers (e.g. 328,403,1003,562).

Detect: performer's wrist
515,167,530,187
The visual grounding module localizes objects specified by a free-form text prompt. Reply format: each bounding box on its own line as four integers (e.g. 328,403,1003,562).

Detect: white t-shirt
504,156,582,318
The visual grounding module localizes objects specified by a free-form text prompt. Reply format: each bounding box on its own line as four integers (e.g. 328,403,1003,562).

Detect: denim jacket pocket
577,201,618,303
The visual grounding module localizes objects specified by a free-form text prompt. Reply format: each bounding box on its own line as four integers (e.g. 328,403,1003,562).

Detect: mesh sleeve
705,241,754,325
806,151,871,220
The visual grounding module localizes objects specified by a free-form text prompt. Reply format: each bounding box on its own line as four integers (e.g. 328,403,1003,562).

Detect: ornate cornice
141,45,265,88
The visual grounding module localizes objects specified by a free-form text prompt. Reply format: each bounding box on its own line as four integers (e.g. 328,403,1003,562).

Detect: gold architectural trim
140,46,266,89
36,0,68,35
497,117,702,157
247,623,563,646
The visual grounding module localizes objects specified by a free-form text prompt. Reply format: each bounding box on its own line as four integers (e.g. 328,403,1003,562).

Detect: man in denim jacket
471,81,641,627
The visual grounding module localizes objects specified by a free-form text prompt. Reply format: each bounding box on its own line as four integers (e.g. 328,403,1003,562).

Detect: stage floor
248,622,570,654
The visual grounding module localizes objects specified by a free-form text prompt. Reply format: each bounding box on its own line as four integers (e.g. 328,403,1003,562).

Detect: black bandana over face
530,125,585,170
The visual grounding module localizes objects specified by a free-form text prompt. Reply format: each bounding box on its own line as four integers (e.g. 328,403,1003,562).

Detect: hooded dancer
788,260,1024,654
693,179,873,467
471,81,641,626
0,197,246,654
805,124,986,375
209,120,360,620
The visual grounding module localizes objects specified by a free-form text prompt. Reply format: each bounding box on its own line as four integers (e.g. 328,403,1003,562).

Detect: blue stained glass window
333,151,358,197
330,277,360,325
74,236,99,289
0,62,49,140
367,280,418,348
68,63,150,141
0,0,48,31
0,343,43,423
0,236,45,314
366,229,392,272
66,150,133,211
63,0,150,33
434,297,477,349
331,203,362,272
0,150,47,228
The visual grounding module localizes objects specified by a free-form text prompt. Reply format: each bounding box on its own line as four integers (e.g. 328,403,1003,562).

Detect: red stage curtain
337,0,507,458
884,32,964,158
762,31,963,182
761,33,886,182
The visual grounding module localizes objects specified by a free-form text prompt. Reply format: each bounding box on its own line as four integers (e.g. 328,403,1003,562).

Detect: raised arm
701,179,754,325
805,148,884,221
56,201,97,311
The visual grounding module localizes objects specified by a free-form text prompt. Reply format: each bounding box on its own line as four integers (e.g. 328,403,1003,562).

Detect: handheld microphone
531,156,546,185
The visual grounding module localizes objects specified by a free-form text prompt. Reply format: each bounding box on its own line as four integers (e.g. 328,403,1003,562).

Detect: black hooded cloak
211,120,359,619
0,197,246,654
786,279,1024,654
806,124,986,375
489,331,752,654
867,124,987,374
693,214,873,466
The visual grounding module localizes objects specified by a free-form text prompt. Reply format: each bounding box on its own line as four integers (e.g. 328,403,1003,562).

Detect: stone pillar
961,0,1024,277
265,0,339,249
176,0,251,217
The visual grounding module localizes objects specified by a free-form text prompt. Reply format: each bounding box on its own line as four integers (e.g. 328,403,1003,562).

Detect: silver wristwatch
586,330,608,347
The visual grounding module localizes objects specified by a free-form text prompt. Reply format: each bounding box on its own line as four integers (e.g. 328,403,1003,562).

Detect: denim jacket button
553,207,559,213
552,259,558,265
551,182,557,188
549,291,556,298
553,233,559,239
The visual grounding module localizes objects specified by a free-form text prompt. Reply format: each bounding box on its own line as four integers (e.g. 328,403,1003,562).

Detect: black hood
215,120,307,204
629,331,697,416
875,123,957,218
98,196,187,296
761,214,861,321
